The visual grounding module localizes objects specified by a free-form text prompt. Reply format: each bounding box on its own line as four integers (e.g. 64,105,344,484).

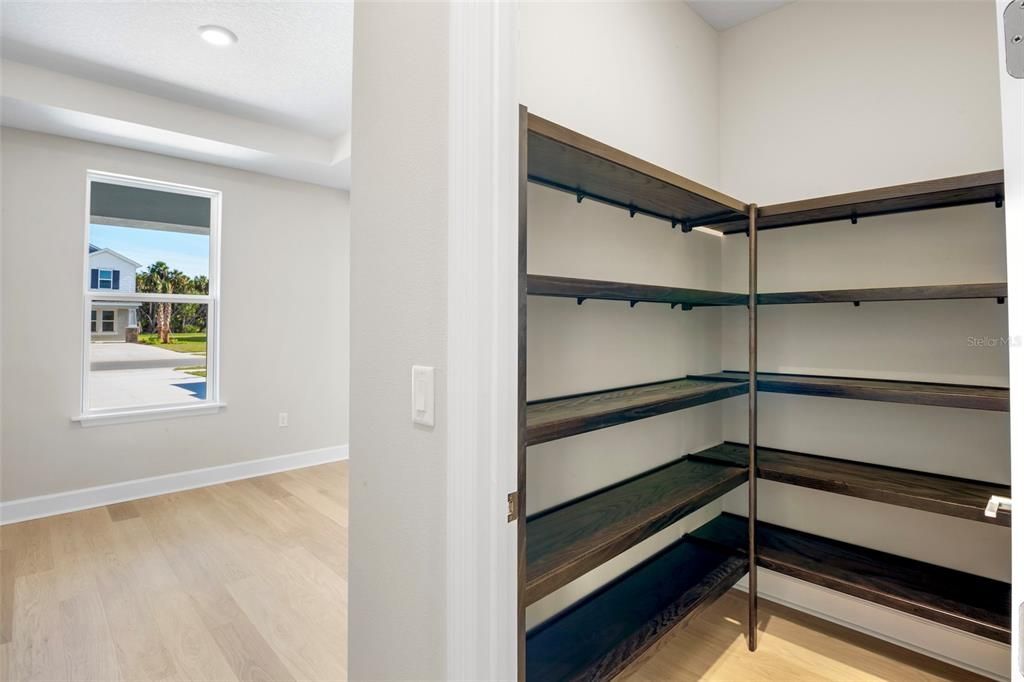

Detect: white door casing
996,0,1024,678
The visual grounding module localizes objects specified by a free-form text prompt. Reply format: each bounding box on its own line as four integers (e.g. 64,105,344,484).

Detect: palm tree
138,262,173,343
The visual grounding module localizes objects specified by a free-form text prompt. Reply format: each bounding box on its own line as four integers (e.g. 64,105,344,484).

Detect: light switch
411,365,435,427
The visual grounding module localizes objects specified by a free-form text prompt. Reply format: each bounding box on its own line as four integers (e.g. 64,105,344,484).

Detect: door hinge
507,491,520,522
1006,0,1024,78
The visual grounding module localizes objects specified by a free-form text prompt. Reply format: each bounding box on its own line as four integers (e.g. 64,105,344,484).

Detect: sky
90,223,209,277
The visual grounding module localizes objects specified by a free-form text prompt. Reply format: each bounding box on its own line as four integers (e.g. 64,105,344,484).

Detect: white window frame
97,268,114,289
91,308,117,335
76,170,224,426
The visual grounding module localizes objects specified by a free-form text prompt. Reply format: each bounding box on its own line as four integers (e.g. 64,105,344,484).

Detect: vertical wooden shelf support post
747,203,759,651
517,104,529,682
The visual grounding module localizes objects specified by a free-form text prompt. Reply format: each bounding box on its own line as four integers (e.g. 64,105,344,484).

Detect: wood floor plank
227,572,346,681
10,571,66,682
208,619,296,682
106,501,141,523
246,477,291,501
276,471,348,528
0,518,54,577
149,589,238,682
93,544,179,681
0,550,14,644
58,591,122,682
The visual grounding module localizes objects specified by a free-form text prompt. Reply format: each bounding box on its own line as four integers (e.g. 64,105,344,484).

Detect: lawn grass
139,333,207,355
174,365,207,378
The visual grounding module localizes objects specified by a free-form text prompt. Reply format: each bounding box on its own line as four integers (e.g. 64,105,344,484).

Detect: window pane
87,302,209,410
89,182,211,291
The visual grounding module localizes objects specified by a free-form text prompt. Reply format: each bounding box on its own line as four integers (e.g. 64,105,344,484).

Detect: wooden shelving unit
516,107,1009,680
692,443,1010,526
692,513,1011,643
698,371,1009,411
757,283,1006,306
526,457,747,604
704,170,1004,233
518,108,758,678
526,522,747,681
527,113,748,229
527,274,746,308
529,275,1008,308
526,377,749,446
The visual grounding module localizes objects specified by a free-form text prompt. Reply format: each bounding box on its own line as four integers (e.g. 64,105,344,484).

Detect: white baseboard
0,444,349,525
736,571,1010,681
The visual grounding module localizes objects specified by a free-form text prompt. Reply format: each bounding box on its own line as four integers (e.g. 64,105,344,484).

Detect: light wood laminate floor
0,461,989,681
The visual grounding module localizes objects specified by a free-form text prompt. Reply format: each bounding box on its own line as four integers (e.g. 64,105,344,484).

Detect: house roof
88,245,142,269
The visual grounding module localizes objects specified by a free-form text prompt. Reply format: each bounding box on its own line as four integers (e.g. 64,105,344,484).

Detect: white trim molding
736,571,1010,680
995,2,1024,677
0,444,348,525
446,2,519,680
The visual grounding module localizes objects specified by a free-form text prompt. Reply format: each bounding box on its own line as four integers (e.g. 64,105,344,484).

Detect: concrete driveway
88,366,206,410
90,341,206,371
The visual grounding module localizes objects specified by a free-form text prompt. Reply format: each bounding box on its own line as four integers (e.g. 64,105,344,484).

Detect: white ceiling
1,1,353,138
688,0,791,31
0,1,352,189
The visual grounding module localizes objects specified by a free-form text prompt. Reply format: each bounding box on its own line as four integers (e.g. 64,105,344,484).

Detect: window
79,171,221,424
91,309,116,334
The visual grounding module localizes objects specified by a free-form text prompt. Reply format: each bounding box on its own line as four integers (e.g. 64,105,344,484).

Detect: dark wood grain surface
692,443,1010,526
708,170,1004,234
527,274,746,307
691,513,1010,643
699,371,1009,412
526,457,747,604
527,113,747,227
757,283,1007,305
526,530,746,681
527,378,750,446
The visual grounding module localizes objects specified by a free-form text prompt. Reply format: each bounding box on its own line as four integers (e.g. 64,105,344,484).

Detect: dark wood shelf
758,283,1006,305
691,443,1010,526
527,377,749,446
707,170,1004,234
526,457,748,604
528,274,746,308
526,524,747,681
697,371,1009,412
527,113,748,229
692,513,1011,642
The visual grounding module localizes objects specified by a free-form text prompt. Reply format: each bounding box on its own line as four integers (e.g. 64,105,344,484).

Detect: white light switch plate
411,365,435,427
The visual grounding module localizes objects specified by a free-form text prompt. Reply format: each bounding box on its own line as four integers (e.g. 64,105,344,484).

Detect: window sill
73,402,226,428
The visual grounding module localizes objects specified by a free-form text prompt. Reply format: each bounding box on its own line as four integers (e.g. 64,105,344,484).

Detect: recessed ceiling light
198,25,237,47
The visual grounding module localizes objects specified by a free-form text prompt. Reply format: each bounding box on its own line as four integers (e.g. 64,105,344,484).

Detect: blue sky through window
90,223,209,277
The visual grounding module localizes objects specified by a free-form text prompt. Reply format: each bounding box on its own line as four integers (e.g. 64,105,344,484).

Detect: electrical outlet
278,412,289,427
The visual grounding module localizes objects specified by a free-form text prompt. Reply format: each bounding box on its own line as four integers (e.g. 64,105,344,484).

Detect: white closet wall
717,2,1009,676
520,1,734,627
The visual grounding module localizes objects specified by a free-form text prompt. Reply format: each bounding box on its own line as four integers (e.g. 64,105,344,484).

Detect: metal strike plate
1007,0,1024,78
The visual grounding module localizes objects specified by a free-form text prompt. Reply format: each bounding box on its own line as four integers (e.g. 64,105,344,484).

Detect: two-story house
88,244,141,341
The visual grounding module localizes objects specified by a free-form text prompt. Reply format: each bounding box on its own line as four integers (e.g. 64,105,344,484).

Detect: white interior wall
716,2,1009,676
0,127,350,502
347,3,450,679
518,1,738,627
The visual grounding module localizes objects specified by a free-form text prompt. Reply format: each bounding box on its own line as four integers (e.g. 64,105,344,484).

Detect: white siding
88,250,137,293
